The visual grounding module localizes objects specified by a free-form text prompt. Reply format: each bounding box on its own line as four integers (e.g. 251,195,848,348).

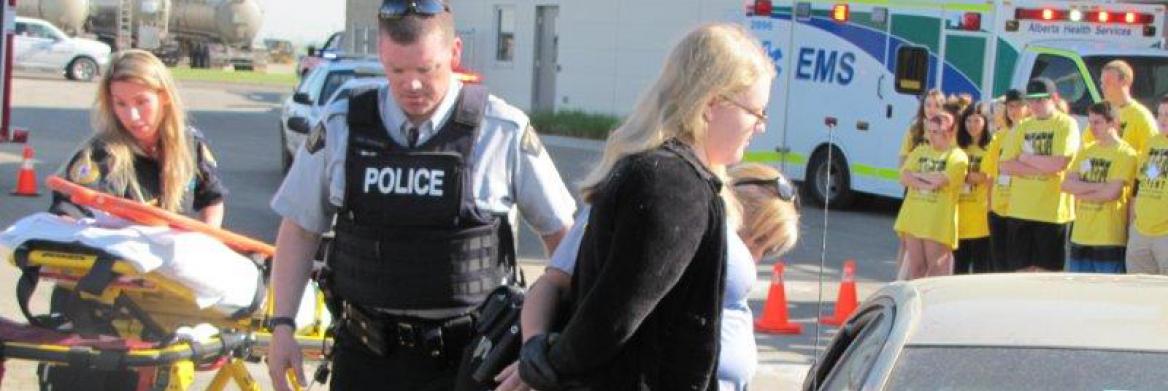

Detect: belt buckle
396,322,416,349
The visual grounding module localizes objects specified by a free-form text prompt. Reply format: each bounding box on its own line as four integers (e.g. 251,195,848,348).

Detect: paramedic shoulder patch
306,122,326,154
69,159,101,186
521,125,545,156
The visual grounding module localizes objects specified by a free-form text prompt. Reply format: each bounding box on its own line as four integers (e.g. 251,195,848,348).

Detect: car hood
72,39,113,58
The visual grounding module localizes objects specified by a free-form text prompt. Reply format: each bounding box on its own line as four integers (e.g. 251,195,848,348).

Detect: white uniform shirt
271,79,575,240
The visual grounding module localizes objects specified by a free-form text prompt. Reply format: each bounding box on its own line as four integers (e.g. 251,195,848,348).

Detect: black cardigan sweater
547,139,728,390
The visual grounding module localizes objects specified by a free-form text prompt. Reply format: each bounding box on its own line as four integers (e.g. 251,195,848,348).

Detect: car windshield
1086,55,1168,111
320,70,383,106
886,346,1168,390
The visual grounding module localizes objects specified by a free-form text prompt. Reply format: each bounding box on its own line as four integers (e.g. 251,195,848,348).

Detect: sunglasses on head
734,175,798,204
379,0,449,20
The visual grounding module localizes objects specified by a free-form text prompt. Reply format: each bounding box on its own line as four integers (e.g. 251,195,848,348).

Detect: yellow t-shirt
1069,141,1138,246
1133,133,1168,236
894,145,969,249
958,144,990,239
1002,112,1080,223
983,128,1018,216
1083,100,1157,152
898,125,927,161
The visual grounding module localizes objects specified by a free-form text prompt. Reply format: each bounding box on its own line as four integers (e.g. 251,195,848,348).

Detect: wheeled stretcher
0,176,332,391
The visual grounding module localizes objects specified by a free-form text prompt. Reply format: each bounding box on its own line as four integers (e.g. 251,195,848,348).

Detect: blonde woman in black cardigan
519,23,776,391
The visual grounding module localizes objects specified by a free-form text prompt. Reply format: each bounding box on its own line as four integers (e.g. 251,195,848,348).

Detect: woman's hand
495,361,533,391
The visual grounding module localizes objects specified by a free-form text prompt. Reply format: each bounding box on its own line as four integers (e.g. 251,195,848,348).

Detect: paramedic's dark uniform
41,128,227,391
270,79,575,390
50,128,228,216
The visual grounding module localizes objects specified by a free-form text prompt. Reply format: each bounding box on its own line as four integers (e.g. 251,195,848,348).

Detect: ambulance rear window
1085,56,1168,112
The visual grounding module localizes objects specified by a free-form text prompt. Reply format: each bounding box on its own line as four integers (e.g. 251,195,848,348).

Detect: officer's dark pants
330,326,470,390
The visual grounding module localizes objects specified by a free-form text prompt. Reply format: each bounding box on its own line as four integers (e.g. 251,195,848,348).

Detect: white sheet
0,213,261,313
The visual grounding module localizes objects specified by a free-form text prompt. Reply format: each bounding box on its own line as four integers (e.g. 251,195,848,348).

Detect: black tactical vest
328,85,512,310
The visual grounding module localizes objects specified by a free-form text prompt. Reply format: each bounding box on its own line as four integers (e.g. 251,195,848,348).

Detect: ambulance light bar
1015,8,1153,25
751,0,773,17
831,4,849,23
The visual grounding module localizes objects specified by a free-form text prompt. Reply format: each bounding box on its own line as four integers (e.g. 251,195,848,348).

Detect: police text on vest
364,167,445,196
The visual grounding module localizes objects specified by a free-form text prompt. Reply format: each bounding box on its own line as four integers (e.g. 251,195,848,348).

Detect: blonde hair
86,49,194,212
1104,59,1134,84
729,163,799,258
579,23,775,202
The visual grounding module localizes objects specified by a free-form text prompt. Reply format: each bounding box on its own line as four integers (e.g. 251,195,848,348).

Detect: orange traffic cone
754,261,802,334
819,259,858,326
12,145,40,197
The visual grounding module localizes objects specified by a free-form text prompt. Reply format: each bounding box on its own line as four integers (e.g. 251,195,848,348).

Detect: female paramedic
516,23,777,390
49,49,227,226
496,162,800,391
42,49,228,391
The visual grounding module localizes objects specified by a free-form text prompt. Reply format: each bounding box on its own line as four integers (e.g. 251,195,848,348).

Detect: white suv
14,17,111,81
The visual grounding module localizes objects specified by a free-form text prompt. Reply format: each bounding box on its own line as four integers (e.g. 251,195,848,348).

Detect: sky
254,0,346,47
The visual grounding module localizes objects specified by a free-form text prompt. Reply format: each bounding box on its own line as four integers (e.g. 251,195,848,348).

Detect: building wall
553,0,741,115
346,0,380,55
346,0,744,116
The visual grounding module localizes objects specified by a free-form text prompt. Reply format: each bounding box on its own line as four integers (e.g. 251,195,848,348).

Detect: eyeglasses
379,0,449,20
720,96,768,128
734,175,798,204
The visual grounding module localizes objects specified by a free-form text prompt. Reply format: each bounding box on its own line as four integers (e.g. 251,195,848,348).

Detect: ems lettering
1061,25,1090,35
363,167,446,196
761,40,783,75
1028,23,1060,34
795,47,856,85
1095,26,1132,37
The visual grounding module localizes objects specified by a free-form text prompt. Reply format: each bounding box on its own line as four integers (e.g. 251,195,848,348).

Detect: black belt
340,301,475,359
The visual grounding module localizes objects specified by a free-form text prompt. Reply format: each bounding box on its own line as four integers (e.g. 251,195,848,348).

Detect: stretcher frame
0,176,332,391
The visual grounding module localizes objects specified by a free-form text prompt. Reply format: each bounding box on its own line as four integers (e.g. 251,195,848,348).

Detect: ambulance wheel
806,146,856,208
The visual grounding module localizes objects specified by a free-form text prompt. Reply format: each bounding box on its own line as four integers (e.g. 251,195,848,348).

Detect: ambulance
743,0,1168,207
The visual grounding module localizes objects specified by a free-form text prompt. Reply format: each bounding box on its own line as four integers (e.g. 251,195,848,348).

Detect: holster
454,285,525,391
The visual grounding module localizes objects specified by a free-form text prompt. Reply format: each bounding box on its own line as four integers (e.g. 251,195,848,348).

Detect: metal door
531,5,559,112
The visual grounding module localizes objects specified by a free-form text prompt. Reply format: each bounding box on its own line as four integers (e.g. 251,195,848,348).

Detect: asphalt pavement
0,74,902,390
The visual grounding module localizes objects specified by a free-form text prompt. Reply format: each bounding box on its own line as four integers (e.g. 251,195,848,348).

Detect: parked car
297,32,346,78
280,59,385,171
14,17,111,82
804,273,1168,390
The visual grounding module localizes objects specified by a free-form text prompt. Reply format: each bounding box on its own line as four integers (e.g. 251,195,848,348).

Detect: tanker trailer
88,0,261,68
15,0,91,36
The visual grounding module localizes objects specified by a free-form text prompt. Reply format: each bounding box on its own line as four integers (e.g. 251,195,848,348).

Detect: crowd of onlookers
894,60,1168,278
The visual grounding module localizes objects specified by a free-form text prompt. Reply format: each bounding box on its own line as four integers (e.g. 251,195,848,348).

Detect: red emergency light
962,12,982,31
831,4,849,23
752,0,773,17
1016,8,1067,21
1083,10,1153,25
1098,10,1111,23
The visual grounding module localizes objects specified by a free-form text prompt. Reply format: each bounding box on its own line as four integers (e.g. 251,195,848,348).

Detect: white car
14,17,111,82
803,273,1168,390
279,59,385,171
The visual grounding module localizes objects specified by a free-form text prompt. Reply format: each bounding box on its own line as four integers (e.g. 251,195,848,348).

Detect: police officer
264,1,575,390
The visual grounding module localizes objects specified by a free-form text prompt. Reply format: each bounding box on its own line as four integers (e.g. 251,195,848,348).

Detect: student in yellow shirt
895,89,946,279
1082,60,1157,152
984,90,1030,272
894,112,969,279
955,102,992,274
999,78,1080,272
1127,96,1168,274
899,89,946,167
1061,102,1138,273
